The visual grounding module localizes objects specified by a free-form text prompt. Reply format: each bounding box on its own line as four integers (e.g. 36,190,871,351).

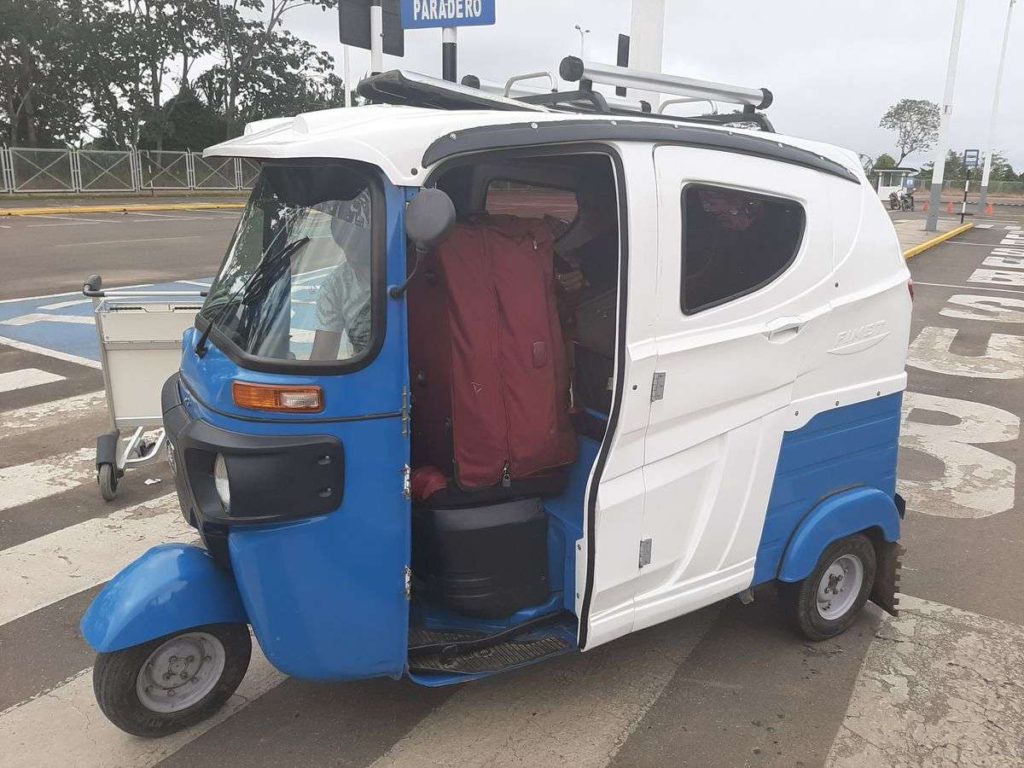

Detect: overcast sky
285,0,1024,169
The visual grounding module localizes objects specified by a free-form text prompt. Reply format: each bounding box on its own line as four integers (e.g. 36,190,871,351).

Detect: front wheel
779,534,876,642
93,623,252,737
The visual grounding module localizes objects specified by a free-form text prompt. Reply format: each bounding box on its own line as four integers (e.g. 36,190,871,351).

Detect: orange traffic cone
946,201,954,214
923,201,929,212
987,203,995,215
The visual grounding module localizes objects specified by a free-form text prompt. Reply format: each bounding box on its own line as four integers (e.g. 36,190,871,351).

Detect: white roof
204,104,861,188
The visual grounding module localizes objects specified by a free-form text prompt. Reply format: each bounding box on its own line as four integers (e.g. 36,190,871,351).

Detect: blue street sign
400,0,495,29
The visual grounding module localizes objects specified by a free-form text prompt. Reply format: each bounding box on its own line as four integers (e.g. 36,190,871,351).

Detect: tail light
232,381,324,413
908,279,915,302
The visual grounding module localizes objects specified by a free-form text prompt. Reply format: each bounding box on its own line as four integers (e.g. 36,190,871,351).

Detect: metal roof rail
460,73,652,114
559,56,773,111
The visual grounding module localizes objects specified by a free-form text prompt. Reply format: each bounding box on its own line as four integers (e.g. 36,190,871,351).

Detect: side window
485,181,579,227
680,185,805,314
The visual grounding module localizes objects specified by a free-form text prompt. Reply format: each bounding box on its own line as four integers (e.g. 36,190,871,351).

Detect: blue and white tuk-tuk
82,65,911,737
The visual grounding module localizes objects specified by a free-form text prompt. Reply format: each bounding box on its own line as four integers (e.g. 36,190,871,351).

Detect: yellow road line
0,202,245,217
903,222,975,260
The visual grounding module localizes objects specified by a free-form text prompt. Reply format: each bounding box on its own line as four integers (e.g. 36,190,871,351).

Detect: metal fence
0,146,259,194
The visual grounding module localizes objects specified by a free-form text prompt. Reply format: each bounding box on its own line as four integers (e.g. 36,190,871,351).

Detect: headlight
214,454,230,509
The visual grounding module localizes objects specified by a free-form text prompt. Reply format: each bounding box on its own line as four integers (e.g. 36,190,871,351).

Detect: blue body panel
778,487,901,582
752,394,902,586
81,544,248,653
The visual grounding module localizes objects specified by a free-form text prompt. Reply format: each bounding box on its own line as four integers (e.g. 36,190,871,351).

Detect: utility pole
926,0,967,232
442,27,457,82
343,44,352,107
628,0,666,104
370,0,383,73
979,0,1017,216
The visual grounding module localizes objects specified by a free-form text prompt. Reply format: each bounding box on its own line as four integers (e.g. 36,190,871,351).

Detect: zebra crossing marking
0,390,105,441
0,447,96,513
0,368,65,394
0,494,186,626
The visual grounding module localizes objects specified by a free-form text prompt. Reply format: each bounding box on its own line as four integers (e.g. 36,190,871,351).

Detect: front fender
81,544,248,653
778,487,901,583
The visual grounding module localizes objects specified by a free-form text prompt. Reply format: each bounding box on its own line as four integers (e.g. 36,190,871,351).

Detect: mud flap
870,541,903,617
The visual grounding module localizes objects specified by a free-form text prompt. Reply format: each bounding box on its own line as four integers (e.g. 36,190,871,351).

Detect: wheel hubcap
136,632,226,713
815,554,864,621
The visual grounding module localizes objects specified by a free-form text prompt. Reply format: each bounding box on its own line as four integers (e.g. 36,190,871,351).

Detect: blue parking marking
0,281,210,362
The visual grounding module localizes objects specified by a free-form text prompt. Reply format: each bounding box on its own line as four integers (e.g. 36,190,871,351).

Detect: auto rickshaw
82,62,910,737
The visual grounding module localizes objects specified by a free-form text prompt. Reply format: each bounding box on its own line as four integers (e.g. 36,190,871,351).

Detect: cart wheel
93,623,252,738
98,463,118,501
779,534,876,642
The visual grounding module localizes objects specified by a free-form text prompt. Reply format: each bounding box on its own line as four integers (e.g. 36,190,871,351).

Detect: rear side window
681,185,805,314
485,181,579,226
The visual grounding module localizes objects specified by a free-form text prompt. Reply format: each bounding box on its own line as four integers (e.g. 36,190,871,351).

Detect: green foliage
873,153,897,171
879,99,940,166
1,0,349,149
918,150,1019,183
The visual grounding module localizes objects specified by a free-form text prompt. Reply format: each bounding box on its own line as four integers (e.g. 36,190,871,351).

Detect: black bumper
162,374,345,541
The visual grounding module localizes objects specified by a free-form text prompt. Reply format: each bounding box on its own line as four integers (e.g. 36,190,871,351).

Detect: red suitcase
409,215,577,492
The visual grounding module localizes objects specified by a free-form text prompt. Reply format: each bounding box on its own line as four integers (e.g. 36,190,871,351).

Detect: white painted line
0,390,105,441
1,313,94,327
911,281,1024,296
827,597,1024,767
0,368,65,394
54,235,202,248
0,447,95,514
974,223,993,229
0,494,189,624
371,609,718,768
38,299,91,310
0,276,209,305
0,336,101,369
0,647,284,768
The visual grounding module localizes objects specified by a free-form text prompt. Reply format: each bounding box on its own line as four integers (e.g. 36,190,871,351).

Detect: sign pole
979,0,1017,217
370,0,384,74
343,44,352,107
926,0,967,232
442,27,457,82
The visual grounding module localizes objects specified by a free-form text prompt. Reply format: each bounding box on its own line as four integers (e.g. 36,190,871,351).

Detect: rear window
681,185,805,314
485,181,578,225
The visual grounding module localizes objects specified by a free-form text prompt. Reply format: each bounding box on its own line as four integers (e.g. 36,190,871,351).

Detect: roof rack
559,56,773,111
357,62,775,132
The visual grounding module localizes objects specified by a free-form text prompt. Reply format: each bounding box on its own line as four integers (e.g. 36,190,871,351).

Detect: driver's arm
311,330,343,361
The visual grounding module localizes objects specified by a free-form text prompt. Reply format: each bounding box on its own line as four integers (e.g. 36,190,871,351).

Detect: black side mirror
390,188,456,298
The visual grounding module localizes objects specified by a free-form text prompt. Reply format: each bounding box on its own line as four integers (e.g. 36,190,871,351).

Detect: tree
873,153,897,171
879,99,940,166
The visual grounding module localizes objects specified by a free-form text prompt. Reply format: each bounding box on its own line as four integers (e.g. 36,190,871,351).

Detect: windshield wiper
194,236,310,358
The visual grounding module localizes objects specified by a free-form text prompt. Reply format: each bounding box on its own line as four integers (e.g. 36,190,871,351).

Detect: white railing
0,147,258,194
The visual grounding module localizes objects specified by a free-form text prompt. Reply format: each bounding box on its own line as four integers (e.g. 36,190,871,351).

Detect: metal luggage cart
82,275,205,500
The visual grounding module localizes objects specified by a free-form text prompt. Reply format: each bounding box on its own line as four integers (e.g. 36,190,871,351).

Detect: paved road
0,209,238,301
0,209,1022,767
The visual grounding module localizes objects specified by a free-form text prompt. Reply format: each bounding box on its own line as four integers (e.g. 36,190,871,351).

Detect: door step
408,634,572,675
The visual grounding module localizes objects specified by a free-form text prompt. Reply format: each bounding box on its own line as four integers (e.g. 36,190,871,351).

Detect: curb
0,202,245,217
903,222,975,260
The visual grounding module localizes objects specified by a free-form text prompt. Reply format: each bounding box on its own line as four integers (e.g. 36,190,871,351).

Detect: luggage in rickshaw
408,214,576,497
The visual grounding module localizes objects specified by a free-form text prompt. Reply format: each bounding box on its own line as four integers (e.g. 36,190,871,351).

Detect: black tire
93,623,252,738
98,463,118,501
779,534,876,642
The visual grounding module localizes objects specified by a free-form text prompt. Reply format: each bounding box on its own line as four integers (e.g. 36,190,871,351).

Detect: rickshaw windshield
200,163,378,366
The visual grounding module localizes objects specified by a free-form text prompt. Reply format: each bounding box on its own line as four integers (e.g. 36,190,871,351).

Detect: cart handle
83,274,104,297
83,274,208,299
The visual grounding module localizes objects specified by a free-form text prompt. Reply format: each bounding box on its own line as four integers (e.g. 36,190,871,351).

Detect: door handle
764,318,804,342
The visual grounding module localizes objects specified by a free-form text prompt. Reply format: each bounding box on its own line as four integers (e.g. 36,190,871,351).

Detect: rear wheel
779,534,876,641
93,623,252,737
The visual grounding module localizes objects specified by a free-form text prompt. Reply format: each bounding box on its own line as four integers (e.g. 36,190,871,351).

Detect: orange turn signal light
232,381,324,413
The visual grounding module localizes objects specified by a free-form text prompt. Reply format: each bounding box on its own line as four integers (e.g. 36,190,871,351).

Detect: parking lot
1,207,1022,767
